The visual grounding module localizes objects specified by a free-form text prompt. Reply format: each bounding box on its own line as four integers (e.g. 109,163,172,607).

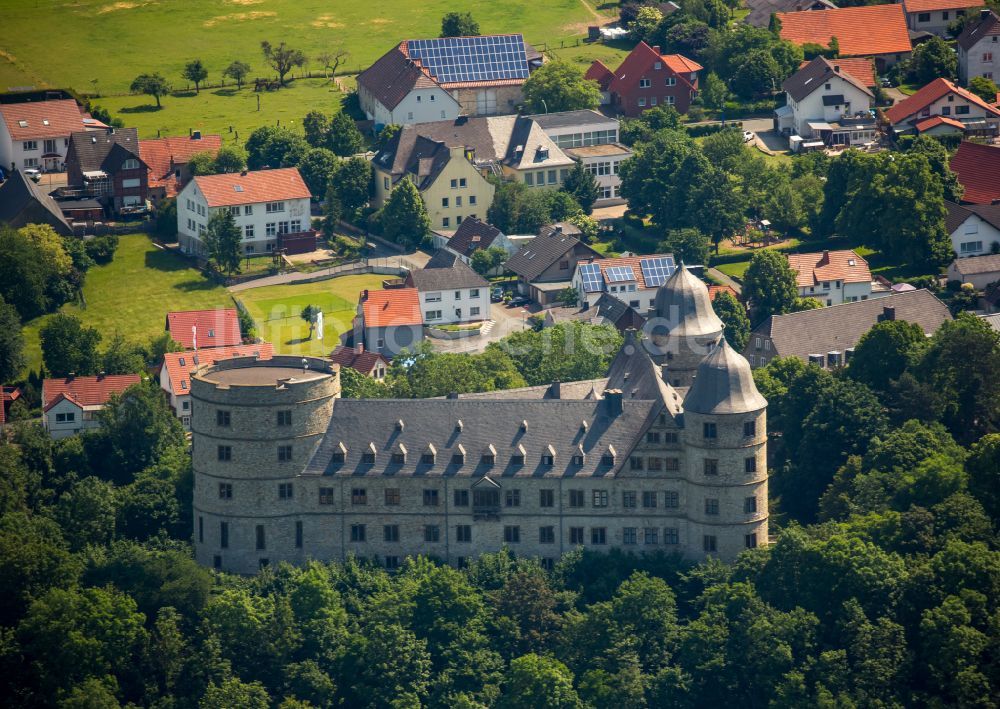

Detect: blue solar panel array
406,35,530,84
579,263,604,293
639,257,676,287
605,265,637,283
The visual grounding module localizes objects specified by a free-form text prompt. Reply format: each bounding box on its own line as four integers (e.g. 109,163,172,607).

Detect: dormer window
391,444,406,464
541,445,556,466
362,443,377,464
452,444,466,465
422,444,436,465
511,444,526,466
332,442,347,464
482,444,496,465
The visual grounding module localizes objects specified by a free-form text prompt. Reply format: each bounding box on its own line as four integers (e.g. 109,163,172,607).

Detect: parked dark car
507,295,530,307
491,287,504,302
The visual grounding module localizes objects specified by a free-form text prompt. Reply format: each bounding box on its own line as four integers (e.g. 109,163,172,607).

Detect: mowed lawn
0,0,606,95
237,274,387,357
97,79,344,145
21,235,232,374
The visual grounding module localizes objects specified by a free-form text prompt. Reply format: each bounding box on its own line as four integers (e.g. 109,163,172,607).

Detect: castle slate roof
406,249,489,291
302,397,658,479
684,340,766,415
750,289,951,362
652,264,724,337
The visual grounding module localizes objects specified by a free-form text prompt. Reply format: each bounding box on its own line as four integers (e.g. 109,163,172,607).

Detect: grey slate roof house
64,127,148,212
0,169,72,234
505,223,601,306
744,289,951,368
405,249,491,325
446,217,505,260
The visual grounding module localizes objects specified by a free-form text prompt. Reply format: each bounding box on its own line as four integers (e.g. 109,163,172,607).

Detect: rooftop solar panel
407,35,530,85
639,257,676,288
579,263,604,293
605,265,637,283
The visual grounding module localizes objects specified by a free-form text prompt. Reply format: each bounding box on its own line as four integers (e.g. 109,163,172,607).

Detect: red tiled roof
778,5,912,57
140,134,222,198
42,374,141,412
166,308,242,349
0,99,107,141
914,115,967,132
950,141,1000,205
606,42,701,95
0,386,18,427
708,285,739,301
160,343,273,395
330,345,391,376
885,77,1000,125
787,249,872,288
585,60,615,92
797,56,876,87
903,0,980,13
190,168,310,207
360,288,422,328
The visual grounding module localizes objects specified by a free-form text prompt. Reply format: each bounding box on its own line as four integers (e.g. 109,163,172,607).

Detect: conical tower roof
653,264,724,338
684,339,766,415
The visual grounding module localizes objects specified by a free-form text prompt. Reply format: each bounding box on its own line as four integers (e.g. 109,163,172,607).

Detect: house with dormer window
585,42,702,116
0,98,107,173
64,127,148,212
885,77,1000,136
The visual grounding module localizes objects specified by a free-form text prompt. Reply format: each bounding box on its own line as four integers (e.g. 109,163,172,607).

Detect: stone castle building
191,266,769,574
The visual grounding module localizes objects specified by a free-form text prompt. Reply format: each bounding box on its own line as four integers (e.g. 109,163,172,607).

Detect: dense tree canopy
522,61,601,114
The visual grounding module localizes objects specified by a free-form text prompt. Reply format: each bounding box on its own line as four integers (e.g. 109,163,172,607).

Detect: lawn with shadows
20,234,232,375
236,274,387,357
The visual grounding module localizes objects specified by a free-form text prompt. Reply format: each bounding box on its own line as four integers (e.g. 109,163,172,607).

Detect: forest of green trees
1,315,999,708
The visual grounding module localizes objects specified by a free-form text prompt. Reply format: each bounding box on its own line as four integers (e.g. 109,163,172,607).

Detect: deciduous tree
40,314,101,377
181,59,208,92
204,210,243,276
379,178,430,249
298,147,339,197
523,60,601,114
471,246,508,277
441,12,480,37
712,290,750,351
327,111,366,157
0,295,25,382
213,144,247,174
129,73,171,108
223,60,250,89
560,161,600,214
261,41,306,86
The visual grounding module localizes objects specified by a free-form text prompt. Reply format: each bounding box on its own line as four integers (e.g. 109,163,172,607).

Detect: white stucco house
948,253,1000,289
776,56,877,149
957,9,1000,85
41,374,141,439
405,249,491,325
902,0,982,37
176,168,314,257
946,201,1000,259
529,110,632,205
885,77,1000,136
0,98,107,173
787,250,889,305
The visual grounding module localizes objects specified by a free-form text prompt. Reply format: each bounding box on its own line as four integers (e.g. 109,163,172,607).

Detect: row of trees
2,309,999,706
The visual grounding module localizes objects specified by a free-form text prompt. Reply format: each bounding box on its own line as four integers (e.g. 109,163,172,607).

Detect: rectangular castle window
591,527,607,545
423,489,440,506
219,483,232,499
385,488,400,506
384,525,399,542
256,525,266,550
570,527,585,544
623,490,637,508
352,488,367,505
456,525,472,542
278,445,293,462
216,410,230,427
540,489,555,507
217,445,232,462
642,491,657,508
504,525,520,543
295,521,303,548
539,526,555,544
623,527,637,544
454,489,469,507
319,487,335,505
220,522,229,548
277,410,292,426
705,498,720,515
278,483,293,499
425,525,441,542
351,524,366,542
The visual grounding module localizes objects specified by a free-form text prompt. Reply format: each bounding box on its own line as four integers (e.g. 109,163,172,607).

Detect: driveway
430,301,532,353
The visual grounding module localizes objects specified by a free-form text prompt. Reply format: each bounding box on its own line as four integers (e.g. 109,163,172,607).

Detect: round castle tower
191,355,340,574
646,264,724,387
681,339,768,559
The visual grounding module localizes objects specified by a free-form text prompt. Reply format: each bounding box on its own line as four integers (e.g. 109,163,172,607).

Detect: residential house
353,288,424,357
160,343,274,429
948,253,1000,288
528,110,632,205
542,292,647,333
0,386,22,430
330,344,391,380
176,168,314,256
64,127,148,213
946,200,1000,257
405,249,491,325
744,0,838,28
371,115,573,231
571,254,677,310
0,168,72,234
42,374,141,439
901,0,981,37
585,42,702,116
958,10,1000,86
358,35,542,127
950,141,1000,204
166,308,242,350
505,223,603,305
776,56,877,148
777,5,912,70
787,249,887,305
140,132,222,206
0,98,107,173
444,216,522,266
744,289,951,369
885,78,1000,136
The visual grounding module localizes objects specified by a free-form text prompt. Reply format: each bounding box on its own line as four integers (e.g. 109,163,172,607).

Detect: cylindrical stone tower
681,340,768,561
645,264,724,388
191,355,340,574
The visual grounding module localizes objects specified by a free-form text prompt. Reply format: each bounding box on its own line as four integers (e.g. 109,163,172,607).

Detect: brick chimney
880,305,896,321
355,343,364,354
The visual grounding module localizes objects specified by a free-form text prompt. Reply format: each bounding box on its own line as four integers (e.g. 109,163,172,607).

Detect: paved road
430,302,532,353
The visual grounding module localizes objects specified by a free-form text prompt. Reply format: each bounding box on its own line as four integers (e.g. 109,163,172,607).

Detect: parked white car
742,130,755,143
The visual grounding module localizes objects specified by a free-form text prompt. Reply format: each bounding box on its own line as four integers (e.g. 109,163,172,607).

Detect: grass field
21,235,233,374
96,78,346,144
237,274,387,357
0,0,612,94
